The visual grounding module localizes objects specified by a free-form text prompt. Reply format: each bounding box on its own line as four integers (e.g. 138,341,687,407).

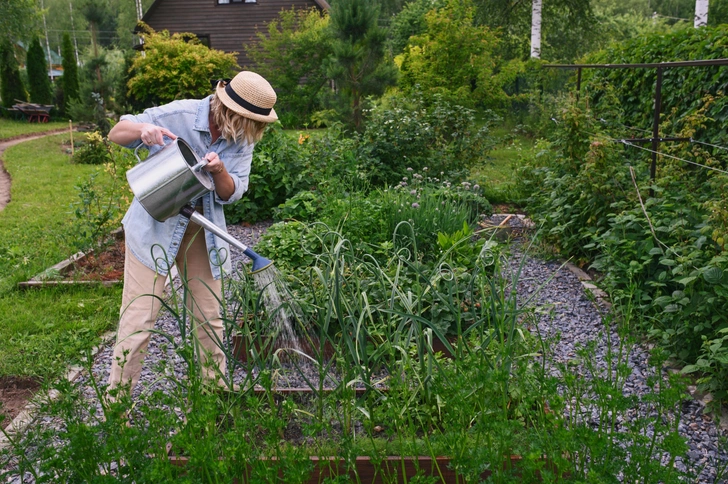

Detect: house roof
139,0,329,28
15,40,63,66
134,0,330,67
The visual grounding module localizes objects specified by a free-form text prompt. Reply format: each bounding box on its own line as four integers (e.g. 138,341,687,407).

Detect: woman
107,71,277,394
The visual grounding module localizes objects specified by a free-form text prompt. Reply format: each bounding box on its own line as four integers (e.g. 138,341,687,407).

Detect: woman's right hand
140,124,177,146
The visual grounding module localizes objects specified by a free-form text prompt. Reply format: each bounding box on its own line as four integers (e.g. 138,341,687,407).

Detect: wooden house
139,0,330,68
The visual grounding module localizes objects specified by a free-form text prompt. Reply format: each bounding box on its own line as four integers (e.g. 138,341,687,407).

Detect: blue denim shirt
119,96,253,279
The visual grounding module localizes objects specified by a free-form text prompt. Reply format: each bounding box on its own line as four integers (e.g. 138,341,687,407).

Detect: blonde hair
210,94,269,145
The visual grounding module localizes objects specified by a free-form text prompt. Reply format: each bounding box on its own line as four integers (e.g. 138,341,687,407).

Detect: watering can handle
133,137,173,163
192,159,208,173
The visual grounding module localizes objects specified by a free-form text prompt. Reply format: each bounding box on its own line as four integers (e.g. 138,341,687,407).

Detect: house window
196,35,210,47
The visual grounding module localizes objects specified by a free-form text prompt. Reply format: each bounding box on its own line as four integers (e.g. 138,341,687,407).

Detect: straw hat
215,71,278,123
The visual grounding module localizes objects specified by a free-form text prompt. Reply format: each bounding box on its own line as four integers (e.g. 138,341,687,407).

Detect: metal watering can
126,138,273,273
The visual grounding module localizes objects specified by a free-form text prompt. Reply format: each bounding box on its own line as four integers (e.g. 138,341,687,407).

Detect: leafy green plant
360,91,497,186
246,7,333,128
397,0,523,112
70,133,134,251
520,83,728,399
126,23,239,107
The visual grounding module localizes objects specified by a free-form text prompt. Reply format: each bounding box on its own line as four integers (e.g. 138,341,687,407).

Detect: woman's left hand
203,152,226,176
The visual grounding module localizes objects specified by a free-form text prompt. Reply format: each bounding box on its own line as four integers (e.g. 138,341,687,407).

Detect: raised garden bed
166,454,529,483
18,229,125,288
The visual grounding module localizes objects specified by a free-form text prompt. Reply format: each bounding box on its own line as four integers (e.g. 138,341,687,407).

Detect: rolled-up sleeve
215,143,254,205
118,113,154,150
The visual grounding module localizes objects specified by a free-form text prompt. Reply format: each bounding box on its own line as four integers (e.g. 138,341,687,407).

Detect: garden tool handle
179,205,250,253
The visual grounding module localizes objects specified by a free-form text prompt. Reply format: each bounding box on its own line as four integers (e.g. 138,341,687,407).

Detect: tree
27,37,53,104
397,0,520,110
530,0,542,58
472,0,594,61
325,0,398,129
387,0,446,55
0,40,27,108
695,0,709,26
61,32,80,110
246,7,334,127
126,25,239,106
0,0,38,45
79,0,117,50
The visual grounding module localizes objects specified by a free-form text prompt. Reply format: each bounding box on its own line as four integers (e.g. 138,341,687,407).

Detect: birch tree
695,0,708,26
531,0,542,58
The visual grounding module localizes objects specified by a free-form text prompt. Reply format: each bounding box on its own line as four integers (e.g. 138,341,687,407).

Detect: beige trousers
108,222,227,393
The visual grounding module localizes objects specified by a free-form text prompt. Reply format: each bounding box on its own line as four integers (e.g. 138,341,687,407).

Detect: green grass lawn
0,118,72,141
470,124,536,207
0,134,121,380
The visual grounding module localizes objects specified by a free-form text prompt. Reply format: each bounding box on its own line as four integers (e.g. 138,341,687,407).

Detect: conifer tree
0,39,27,108
325,0,397,129
27,37,53,104
61,32,80,109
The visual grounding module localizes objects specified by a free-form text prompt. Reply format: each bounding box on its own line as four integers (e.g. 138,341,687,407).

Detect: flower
407,167,413,171
410,190,417,196
473,184,480,190
411,202,420,208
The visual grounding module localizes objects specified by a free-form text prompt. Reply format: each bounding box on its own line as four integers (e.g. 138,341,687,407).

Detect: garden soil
0,377,40,430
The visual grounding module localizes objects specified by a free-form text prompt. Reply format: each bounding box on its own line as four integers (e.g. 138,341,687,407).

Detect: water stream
252,265,302,355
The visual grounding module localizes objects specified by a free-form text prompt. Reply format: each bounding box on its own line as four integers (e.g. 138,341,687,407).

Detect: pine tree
26,37,53,104
325,0,398,129
61,32,80,109
0,39,27,108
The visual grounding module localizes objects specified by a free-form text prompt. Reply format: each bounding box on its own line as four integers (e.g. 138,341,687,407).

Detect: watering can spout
244,248,273,274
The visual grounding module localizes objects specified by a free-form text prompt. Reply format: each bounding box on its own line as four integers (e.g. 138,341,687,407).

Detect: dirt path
0,129,72,212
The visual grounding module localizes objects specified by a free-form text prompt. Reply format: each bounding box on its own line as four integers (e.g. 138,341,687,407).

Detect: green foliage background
582,25,728,150
0,40,27,108
520,27,728,401
26,37,53,105
126,25,239,107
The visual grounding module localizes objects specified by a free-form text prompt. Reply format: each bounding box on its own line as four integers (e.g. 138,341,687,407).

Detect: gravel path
3,219,728,482
510,247,728,483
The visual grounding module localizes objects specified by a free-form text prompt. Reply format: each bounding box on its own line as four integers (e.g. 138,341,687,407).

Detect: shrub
72,131,111,165
126,24,239,107
70,132,135,250
520,94,728,401
582,25,728,152
360,91,497,186
246,7,333,128
396,0,522,112
224,124,307,224
225,124,362,224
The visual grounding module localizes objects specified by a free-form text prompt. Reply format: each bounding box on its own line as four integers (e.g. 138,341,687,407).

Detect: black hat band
224,83,272,116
